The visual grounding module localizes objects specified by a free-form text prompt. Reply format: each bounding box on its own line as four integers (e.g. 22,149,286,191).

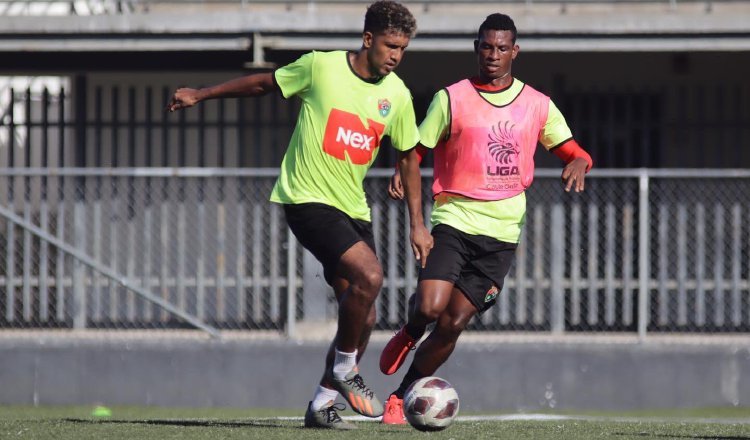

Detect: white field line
275,413,750,425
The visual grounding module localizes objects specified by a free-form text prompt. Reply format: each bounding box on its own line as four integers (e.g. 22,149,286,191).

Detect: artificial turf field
3,406,750,439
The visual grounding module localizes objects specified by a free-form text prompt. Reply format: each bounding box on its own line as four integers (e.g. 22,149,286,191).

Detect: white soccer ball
403,376,460,431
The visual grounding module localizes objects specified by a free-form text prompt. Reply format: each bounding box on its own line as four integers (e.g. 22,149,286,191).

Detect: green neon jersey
419,78,573,243
271,50,419,221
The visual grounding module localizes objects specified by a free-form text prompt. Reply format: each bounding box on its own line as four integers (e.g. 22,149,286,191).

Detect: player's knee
357,267,383,294
437,315,469,338
414,302,442,323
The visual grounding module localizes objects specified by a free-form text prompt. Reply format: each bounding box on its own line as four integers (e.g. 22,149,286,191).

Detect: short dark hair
477,13,517,43
364,0,417,37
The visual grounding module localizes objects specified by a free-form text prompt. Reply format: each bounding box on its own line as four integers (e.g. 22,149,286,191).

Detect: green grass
3,405,750,440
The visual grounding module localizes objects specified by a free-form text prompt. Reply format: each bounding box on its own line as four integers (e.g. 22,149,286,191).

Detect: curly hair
478,13,517,43
364,0,417,37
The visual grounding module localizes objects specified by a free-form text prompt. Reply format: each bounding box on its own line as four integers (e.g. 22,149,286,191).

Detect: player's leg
380,224,468,376
323,241,385,417
390,288,478,399
387,231,517,401
284,203,382,425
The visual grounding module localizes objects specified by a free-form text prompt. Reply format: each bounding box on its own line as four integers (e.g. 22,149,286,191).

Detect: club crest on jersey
484,285,499,303
378,99,391,117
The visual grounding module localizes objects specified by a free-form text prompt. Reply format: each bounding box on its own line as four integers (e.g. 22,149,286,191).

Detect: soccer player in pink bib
379,13,593,424
167,1,419,430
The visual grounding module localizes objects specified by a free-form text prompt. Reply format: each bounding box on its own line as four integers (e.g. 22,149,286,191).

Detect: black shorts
419,223,517,313
283,202,377,285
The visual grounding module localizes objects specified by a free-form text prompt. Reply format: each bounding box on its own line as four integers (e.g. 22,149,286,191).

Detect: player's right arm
166,73,277,112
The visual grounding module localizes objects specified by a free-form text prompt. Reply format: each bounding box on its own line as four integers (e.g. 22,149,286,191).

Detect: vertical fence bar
109,179,120,321
72,195,86,329
731,204,742,326
550,204,565,334
22,202,32,321
622,203,634,326
5,207,16,323
604,203,616,326
196,188,206,321
532,205,545,325
159,189,170,322
236,191,246,322
657,203,668,326
713,205,725,327
21,88,32,322
252,204,262,323
177,199,187,313
39,198,50,322
587,204,599,325
143,195,154,322
569,203,581,326
55,184,65,322
216,196,226,322
676,204,688,326
638,171,650,340
92,191,102,322
126,208,137,322
695,203,706,326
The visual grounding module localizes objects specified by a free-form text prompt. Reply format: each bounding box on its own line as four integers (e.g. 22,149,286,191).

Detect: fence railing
1,167,749,338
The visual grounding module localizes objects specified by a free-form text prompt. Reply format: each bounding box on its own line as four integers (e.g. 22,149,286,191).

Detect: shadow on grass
615,433,750,440
64,418,295,429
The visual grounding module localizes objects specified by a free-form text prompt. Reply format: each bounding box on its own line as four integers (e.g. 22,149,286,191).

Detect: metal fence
1,167,749,337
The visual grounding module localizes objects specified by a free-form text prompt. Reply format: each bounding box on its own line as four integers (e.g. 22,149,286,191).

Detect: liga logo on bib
378,99,391,117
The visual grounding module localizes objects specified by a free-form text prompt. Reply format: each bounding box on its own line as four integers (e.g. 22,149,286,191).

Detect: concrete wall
2,333,749,412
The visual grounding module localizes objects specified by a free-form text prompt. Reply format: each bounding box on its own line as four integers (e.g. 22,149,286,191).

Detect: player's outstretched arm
166,72,277,112
398,146,433,267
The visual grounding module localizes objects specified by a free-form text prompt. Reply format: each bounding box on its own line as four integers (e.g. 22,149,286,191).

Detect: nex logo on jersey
323,108,385,165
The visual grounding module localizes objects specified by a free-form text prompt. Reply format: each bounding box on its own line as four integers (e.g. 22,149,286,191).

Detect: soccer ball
403,376,460,431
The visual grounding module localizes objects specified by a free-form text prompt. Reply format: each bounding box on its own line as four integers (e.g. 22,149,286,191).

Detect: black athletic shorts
283,202,377,285
419,223,517,313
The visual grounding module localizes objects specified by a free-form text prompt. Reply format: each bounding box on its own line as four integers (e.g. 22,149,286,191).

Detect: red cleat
379,326,417,375
381,394,406,425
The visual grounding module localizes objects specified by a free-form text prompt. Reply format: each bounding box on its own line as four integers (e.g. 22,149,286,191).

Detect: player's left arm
540,101,593,193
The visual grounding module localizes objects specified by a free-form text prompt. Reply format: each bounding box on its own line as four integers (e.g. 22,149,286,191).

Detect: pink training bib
432,79,550,201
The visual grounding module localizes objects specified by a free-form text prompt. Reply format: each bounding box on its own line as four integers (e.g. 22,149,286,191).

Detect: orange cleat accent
379,327,417,375
382,394,406,425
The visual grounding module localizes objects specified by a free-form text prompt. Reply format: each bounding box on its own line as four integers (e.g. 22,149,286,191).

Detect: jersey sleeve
417,89,450,149
273,52,315,99
387,91,420,152
539,100,573,150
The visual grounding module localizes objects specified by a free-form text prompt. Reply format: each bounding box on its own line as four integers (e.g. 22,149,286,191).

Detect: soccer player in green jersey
166,0,419,429
379,13,593,424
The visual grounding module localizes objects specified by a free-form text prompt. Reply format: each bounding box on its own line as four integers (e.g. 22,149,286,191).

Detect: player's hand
166,88,201,112
410,224,433,269
561,158,588,193
387,172,404,200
